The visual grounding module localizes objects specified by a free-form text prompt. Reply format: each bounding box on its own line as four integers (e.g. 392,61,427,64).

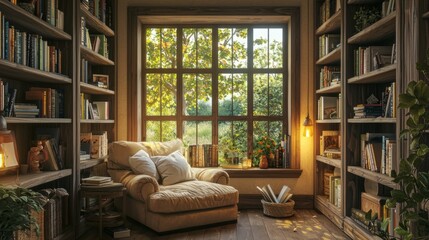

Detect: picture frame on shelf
91,74,109,89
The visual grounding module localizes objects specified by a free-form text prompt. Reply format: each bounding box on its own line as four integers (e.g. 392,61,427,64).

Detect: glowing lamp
303,114,313,137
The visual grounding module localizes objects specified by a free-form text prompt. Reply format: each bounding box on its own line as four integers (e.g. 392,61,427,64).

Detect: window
142,24,288,167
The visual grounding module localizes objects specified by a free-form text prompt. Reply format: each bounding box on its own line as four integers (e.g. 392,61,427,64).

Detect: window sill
224,168,302,178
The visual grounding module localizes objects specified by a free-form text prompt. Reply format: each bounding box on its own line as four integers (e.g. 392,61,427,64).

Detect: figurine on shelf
27,141,48,173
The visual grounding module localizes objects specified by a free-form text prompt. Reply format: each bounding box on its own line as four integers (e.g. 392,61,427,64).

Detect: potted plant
254,136,277,169
0,186,46,240
386,51,429,239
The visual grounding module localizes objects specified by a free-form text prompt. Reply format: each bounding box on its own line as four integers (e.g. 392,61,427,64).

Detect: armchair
107,139,239,233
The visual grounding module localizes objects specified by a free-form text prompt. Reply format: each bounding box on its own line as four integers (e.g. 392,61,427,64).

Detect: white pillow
152,150,194,185
129,149,160,180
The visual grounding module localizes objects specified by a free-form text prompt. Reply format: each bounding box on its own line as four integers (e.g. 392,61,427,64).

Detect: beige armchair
107,139,239,233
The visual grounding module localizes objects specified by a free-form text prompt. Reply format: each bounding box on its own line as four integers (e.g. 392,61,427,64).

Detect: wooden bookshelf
347,0,384,4
347,11,396,44
80,82,115,95
80,157,107,170
316,47,341,65
314,195,343,229
316,10,342,35
0,169,72,188
343,217,383,240
80,119,115,124
5,118,72,124
0,0,71,40
347,166,398,189
316,84,341,94
347,64,396,84
80,46,115,66
347,118,396,124
316,119,341,124
423,11,429,19
80,3,114,37
316,155,342,168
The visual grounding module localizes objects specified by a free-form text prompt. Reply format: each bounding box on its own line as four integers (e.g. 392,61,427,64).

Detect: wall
116,0,314,195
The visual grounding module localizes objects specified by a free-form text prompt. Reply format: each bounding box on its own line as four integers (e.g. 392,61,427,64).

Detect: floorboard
78,209,350,240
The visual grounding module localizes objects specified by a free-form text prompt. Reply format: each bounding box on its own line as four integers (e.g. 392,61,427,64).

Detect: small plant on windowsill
254,136,277,168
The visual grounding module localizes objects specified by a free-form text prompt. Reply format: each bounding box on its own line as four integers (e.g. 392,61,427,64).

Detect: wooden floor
79,209,350,240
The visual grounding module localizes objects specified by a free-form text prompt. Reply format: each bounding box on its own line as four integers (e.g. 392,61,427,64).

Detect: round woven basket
261,199,295,218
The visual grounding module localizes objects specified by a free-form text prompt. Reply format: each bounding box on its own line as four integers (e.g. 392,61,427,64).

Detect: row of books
319,0,341,25
318,34,340,59
80,17,109,58
381,0,396,18
186,144,218,167
381,82,396,118
319,66,340,89
353,45,395,77
257,184,293,203
80,94,109,120
25,87,65,118
10,0,65,30
0,12,63,73
80,131,108,160
317,95,340,120
81,0,113,27
324,172,341,208
353,104,382,118
319,130,341,159
361,133,396,176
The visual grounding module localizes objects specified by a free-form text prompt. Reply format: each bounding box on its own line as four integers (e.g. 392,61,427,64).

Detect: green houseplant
0,186,46,240
386,52,429,239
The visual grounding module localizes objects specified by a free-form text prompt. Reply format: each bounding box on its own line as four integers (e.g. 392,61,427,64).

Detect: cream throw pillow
129,150,160,181
152,150,194,185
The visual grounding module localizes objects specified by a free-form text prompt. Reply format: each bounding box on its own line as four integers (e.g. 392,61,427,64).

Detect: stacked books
257,184,293,203
104,225,131,239
353,104,382,118
82,176,113,186
13,103,39,118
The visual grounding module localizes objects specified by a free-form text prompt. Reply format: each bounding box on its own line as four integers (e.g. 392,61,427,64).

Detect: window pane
183,121,212,145
145,28,177,69
146,74,177,116
218,28,247,69
146,121,177,142
253,73,283,116
269,28,283,68
253,120,283,147
183,74,212,116
183,28,212,68
218,74,247,116
218,121,247,165
253,28,268,69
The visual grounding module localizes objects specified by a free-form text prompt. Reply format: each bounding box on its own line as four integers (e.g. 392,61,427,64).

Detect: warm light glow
242,158,252,169
303,125,312,137
0,146,5,168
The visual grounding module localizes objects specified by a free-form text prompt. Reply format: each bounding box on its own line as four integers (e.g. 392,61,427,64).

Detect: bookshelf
342,0,401,238
313,0,343,230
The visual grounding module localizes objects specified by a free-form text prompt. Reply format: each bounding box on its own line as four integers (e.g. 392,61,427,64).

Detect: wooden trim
128,8,139,141
225,168,302,178
238,194,313,209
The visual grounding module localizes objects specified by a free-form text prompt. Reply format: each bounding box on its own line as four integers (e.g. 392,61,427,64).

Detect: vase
259,155,268,169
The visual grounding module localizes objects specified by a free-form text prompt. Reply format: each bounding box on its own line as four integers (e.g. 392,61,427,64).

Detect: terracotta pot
259,155,268,169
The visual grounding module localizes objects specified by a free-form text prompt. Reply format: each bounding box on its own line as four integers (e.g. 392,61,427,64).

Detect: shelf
316,84,341,94
347,166,398,189
347,64,396,84
80,46,114,66
316,119,341,124
80,83,115,95
314,195,343,229
0,169,72,188
80,157,107,170
80,3,114,37
347,0,384,4
0,0,72,40
0,59,72,84
80,119,115,124
423,11,429,19
224,168,302,178
348,12,396,44
316,10,342,35
344,217,382,240
316,47,341,65
348,117,396,124
5,117,72,124
316,155,342,168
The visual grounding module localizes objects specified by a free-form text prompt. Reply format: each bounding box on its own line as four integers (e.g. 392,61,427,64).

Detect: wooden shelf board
6,117,72,124
344,217,382,240
316,155,342,168
316,84,341,94
80,82,115,95
423,11,429,19
348,12,396,44
0,1,71,40
314,195,343,229
315,195,342,216
80,46,114,66
316,119,341,124
81,119,115,124
348,117,396,124
347,0,384,4
347,64,396,84
347,166,398,189
80,157,107,170
80,3,114,37
224,168,302,178
316,47,341,65
0,59,72,84
0,169,72,188
316,10,342,35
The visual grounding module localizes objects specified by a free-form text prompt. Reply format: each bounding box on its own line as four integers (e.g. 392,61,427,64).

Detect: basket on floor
261,199,295,217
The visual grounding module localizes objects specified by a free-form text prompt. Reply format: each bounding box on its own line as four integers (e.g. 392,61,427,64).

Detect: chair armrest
192,168,230,185
121,174,159,202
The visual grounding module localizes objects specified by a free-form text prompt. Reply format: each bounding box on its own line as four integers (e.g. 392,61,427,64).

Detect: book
104,226,130,238
92,101,109,120
257,184,293,203
82,176,112,184
43,139,59,171
361,192,388,220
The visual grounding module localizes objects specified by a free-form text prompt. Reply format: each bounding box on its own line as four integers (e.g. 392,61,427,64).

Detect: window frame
127,7,301,170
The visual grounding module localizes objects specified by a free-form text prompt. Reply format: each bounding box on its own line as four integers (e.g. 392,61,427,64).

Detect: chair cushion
148,180,238,213
129,149,160,181
151,151,194,185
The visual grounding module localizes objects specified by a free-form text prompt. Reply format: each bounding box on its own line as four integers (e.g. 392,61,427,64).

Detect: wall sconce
303,114,313,137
